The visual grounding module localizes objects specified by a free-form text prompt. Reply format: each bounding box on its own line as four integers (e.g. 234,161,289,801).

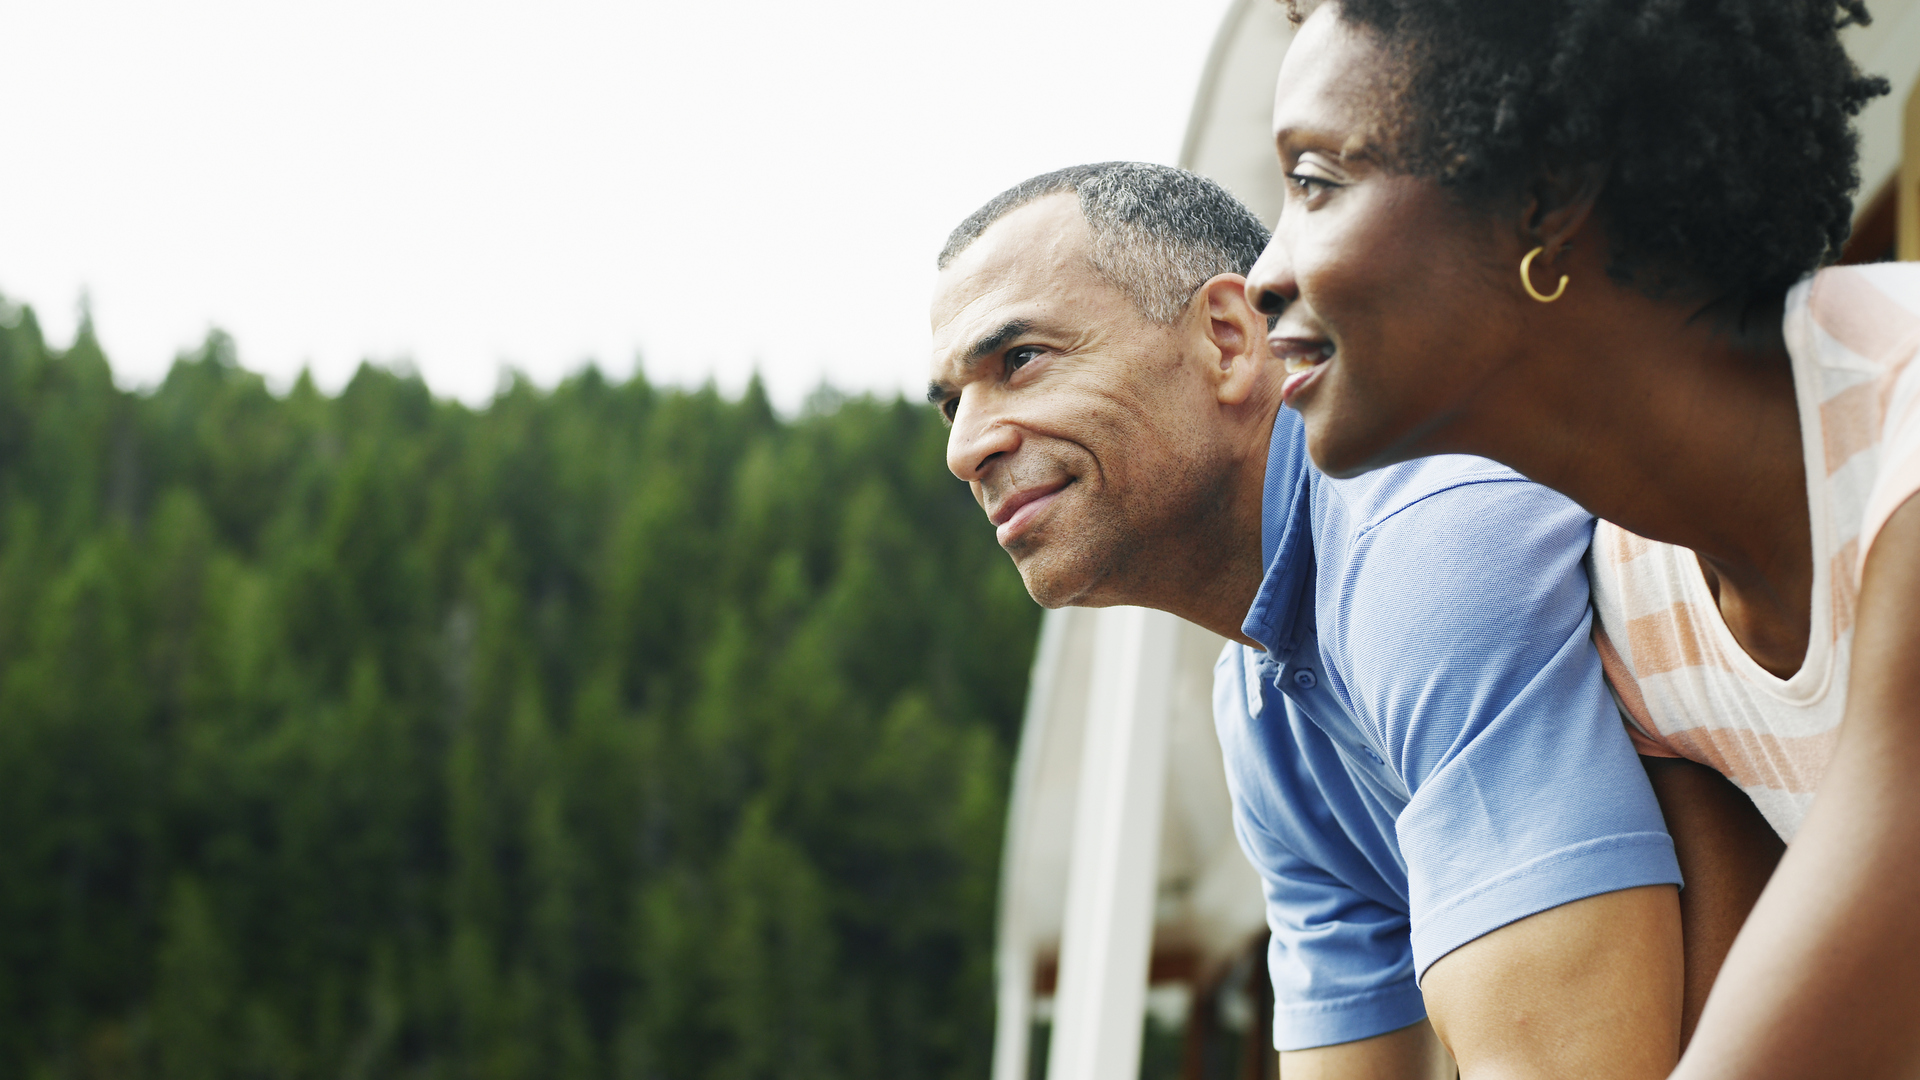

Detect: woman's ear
1522,162,1608,260
1195,273,1267,406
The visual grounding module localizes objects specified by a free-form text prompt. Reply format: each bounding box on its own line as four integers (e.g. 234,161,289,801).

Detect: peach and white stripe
1587,264,1920,841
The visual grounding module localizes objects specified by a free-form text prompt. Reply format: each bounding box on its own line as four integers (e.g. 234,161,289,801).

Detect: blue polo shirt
1218,408,1680,1052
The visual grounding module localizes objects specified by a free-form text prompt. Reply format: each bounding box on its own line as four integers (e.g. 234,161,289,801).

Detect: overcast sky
1,0,1234,410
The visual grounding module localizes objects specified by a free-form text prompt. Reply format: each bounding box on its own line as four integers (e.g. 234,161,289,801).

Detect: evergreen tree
0,297,1038,1079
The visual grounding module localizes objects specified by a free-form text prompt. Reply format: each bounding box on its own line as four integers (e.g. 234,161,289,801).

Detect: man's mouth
990,480,1069,547
1272,337,1335,405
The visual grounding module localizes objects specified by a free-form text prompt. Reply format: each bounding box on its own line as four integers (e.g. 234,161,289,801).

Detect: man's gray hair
937,162,1271,323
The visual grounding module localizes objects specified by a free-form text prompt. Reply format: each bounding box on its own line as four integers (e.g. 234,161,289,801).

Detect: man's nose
1245,228,1297,317
945,390,1020,484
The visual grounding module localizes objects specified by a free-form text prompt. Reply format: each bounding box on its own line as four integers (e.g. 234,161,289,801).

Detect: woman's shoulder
1799,264,1920,372
1797,264,1920,586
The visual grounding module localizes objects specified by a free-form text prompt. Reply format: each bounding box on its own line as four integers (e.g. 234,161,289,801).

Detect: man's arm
1411,766,1783,1080
1672,495,1920,1079
1326,473,1689,1078
1281,1019,1456,1080
1421,885,1681,1080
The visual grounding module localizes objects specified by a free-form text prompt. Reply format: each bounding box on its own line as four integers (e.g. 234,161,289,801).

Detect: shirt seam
1347,473,1537,544
1416,831,1673,930
1272,980,1421,1018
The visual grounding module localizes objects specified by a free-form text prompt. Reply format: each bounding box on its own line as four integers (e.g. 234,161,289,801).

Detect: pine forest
0,296,1042,1079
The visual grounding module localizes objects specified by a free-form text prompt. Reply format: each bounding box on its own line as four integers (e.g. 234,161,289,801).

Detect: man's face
928,195,1229,608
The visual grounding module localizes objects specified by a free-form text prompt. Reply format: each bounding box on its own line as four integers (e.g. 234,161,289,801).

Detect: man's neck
1116,398,1281,649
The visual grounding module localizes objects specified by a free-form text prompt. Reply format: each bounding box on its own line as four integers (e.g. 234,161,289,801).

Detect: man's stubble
1006,425,1237,613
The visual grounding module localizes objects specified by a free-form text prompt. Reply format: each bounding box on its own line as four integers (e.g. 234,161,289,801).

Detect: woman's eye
1286,172,1334,196
1284,153,1345,200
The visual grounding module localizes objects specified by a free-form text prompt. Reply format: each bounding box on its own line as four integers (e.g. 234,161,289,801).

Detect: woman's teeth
1283,345,1334,375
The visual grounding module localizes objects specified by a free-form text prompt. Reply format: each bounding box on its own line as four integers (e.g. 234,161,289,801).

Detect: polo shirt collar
1241,407,1314,658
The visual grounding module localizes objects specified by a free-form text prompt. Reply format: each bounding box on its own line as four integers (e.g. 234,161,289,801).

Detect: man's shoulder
1311,456,1598,669
1313,454,1566,539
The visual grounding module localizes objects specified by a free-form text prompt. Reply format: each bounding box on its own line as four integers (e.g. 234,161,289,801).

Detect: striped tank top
1588,263,1920,839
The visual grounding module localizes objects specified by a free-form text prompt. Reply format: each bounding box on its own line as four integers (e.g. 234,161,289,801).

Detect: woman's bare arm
1674,494,1920,1079
1641,756,1784,1048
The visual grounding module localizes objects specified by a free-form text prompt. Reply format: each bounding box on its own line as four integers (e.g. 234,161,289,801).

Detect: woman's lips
1273,339,1334,406
1280,362,1327,405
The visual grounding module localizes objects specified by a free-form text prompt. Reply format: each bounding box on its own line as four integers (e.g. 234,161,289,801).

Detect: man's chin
1011,545,1108,610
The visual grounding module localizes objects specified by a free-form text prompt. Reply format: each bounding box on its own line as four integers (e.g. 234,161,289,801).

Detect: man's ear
1520,162,1607,264
1196,273,1266,407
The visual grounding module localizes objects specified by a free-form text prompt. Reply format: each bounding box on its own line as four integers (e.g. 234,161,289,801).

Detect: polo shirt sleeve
1329,478,1682,978
1213,645,1430,1051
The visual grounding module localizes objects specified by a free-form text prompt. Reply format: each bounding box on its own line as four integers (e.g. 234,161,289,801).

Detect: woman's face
1247,6,1530,478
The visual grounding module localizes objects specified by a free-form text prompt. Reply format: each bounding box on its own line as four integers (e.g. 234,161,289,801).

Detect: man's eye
1006,346,1042,373
941,396,959,421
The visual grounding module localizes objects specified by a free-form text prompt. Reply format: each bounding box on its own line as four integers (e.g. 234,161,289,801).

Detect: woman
1243,1,1918,1077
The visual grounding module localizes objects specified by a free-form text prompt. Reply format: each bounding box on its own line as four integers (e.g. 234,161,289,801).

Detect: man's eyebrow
926,318,1036,404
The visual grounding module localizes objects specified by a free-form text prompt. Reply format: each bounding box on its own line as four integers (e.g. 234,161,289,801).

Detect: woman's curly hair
1288,0,1889,302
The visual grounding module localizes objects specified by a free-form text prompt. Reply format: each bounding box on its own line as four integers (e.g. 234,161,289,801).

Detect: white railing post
990,609,1075,1080
1045,605,1177,1080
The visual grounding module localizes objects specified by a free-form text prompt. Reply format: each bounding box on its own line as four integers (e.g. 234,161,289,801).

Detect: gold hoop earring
1520,246,1568,303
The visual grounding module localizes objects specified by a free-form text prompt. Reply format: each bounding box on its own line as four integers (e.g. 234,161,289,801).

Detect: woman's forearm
1674,497,1920,1079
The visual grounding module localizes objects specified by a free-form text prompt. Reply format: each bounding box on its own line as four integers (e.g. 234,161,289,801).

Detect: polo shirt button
1365,748,1384,765
1292,669,1317,689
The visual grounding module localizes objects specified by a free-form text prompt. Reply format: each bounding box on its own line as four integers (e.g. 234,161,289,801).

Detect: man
929,163,1715,1078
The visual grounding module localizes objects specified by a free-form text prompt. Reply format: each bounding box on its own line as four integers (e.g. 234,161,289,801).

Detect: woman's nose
1248,279,1289,316
1245,232,1295,316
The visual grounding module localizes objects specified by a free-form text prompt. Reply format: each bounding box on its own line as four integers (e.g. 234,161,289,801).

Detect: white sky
1,0,1234,410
